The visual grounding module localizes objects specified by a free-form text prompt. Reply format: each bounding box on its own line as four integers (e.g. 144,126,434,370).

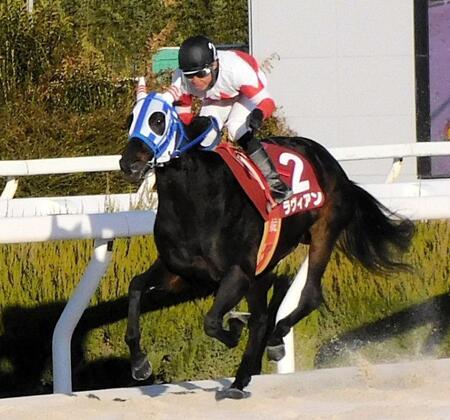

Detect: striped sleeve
234,51,276,119
168,70,195,124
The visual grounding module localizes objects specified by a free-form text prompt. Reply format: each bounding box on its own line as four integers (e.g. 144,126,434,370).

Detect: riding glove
247,108,264,131
199,116,221,149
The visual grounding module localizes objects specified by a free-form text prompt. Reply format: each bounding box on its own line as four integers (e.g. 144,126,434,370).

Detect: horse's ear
136,76,147,101
185,116,215,136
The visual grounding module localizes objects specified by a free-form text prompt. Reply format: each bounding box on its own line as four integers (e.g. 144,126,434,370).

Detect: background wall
249,0,417,183
429,1,450,177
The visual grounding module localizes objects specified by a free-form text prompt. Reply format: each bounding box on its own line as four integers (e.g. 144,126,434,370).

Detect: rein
172,117,220,158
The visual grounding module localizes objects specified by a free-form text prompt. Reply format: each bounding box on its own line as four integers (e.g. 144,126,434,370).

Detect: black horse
119,91,414,399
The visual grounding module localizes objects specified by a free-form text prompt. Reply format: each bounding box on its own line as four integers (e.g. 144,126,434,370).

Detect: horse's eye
149,112,166,135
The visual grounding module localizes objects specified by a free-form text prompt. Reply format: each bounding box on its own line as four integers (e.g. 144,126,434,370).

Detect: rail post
52,239,114,393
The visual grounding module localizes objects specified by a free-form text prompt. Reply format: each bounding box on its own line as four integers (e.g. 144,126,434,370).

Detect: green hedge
0,220,448,397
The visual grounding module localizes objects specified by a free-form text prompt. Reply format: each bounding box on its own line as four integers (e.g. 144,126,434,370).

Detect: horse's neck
156,115,217,196
155,151,219,195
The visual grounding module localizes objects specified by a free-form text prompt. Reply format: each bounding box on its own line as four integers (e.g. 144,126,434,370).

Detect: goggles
182,66,212,79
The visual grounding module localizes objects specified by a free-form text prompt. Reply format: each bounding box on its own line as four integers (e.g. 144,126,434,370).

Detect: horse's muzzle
120,138,154,183
119,157,148,183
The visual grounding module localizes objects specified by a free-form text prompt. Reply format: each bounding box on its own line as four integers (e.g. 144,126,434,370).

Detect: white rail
0,192,158,218
329,141,450,161
52,239,113,394
2,142,450,199
0,155,120,176
0,155,120,199
0,142,449,392
0,210,156,243
276,188,450,374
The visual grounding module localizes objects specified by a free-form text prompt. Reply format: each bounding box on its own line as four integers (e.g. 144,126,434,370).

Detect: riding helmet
178,35,217,72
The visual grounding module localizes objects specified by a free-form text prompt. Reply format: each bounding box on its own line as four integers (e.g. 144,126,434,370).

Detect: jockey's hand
247,108,264,131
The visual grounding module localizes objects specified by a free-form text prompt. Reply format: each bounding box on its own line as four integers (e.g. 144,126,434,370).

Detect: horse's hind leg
126,258,205,381
204,265,250,348
266,274,292,336
266,219,341,360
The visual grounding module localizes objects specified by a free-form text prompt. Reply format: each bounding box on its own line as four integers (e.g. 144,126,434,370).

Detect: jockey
165,35,292,204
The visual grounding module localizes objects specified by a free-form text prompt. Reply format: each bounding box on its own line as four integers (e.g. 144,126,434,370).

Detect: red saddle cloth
215,141,325,221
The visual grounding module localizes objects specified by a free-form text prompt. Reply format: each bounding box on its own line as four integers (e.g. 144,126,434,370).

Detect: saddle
215,141,325,274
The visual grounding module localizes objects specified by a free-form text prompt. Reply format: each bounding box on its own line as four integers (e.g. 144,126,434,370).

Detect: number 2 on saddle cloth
215,141,325,274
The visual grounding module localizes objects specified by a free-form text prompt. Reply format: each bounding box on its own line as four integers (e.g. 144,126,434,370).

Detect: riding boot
248,143,293,204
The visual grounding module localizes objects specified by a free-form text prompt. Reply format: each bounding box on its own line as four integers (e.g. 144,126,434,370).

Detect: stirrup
272,188,293,204
268,180,293,205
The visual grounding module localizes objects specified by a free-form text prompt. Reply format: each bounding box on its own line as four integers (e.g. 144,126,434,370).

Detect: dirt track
1,358,450,419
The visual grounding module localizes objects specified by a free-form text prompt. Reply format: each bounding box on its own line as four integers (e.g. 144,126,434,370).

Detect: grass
0,220,448,395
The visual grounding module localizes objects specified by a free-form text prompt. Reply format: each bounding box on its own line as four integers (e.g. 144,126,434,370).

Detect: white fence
1,142,450,392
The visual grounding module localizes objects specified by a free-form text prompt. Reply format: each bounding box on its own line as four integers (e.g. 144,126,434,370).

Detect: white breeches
200,96,256,142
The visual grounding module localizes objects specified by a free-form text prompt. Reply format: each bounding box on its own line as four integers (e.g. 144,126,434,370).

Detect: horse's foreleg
203,265,250,349
126,272,151,380
125,258,195,381
225,275,273,399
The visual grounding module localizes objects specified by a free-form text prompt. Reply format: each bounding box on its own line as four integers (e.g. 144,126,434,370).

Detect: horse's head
119,79,182,183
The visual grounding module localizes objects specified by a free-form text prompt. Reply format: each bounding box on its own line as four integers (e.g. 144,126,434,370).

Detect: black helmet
178,35,217,73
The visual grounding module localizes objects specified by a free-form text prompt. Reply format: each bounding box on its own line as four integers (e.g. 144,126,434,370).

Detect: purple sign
429,1,450,176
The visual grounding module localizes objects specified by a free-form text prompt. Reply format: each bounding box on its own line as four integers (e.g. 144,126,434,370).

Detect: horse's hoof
266,343,286,361
131,355,152,381
216,387,251,400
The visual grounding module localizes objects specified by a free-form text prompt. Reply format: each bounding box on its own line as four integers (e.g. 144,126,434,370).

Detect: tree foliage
58,0,248,73
0,0,251,196
1,0,249,106
0,0,73,102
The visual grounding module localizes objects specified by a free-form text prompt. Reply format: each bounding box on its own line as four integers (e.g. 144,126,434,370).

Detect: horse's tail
338,182,415,274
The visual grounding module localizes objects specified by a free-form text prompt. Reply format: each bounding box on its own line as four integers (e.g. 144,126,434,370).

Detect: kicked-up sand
0,357,450,419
